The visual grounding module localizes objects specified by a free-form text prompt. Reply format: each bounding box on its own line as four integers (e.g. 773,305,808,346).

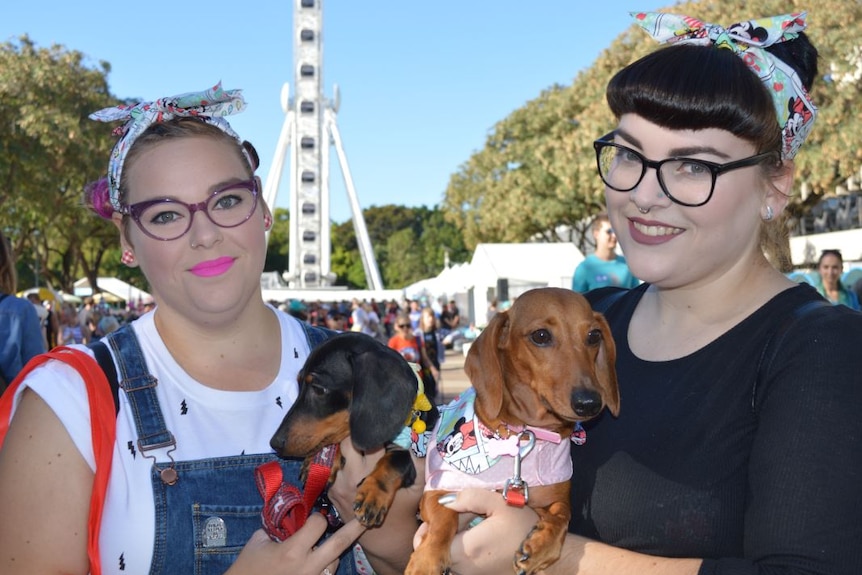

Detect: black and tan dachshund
270,331,436,527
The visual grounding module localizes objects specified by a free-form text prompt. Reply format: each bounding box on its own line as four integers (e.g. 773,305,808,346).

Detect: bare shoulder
0,389,92,574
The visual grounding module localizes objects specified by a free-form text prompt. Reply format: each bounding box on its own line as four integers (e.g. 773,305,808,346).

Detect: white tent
404,262,473,302
404,243,584,326
74,277,152,306
467,243,583,325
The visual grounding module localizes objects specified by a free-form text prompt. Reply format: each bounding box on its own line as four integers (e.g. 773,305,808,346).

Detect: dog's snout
270,433,286,454
571,388,604,418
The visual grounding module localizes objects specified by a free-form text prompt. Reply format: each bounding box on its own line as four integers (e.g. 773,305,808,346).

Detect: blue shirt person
0,231,46,388
572,213,639,292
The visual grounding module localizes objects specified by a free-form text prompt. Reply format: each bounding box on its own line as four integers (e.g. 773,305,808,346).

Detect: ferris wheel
264,0,383,290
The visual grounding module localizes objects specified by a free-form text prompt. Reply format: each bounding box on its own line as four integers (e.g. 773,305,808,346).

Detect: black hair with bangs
607,32,818,156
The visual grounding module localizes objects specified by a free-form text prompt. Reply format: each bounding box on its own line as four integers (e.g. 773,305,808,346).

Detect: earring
763,205,774,221
121,250,135,265
264,214,273,230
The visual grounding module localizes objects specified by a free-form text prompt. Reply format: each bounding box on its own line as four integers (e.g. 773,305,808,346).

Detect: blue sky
3,1,670,223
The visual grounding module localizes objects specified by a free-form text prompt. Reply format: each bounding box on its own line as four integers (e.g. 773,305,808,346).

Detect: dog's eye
529,329,553,346
310,382,328,396
586,329,602,347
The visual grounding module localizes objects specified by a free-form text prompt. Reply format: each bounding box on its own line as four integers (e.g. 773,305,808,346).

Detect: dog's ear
593,312,620,416
349,346,417,451
465,310,509,421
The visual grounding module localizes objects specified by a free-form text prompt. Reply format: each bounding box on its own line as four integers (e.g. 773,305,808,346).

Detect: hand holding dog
413,488,538,575
225,513,363,575
328,436,425,575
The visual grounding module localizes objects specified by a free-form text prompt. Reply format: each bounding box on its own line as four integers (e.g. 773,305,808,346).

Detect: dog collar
493,421,562,445
404,362,434,434
391,362,439,458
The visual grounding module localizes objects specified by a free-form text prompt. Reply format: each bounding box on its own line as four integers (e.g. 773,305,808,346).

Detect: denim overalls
102,324,355,575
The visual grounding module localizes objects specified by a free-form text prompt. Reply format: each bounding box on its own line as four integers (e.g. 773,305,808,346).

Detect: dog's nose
571,389,603,418
270,435,285,454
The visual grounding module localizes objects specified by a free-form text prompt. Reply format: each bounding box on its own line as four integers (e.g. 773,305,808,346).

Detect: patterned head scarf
89,82,247,211
630,12,817,160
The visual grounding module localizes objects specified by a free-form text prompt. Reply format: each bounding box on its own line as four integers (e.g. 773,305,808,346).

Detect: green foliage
327,205,468,289
0,35,122,293
264,207,290,272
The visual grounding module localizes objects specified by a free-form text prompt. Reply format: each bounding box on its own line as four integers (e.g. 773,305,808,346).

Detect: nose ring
638,207,650,214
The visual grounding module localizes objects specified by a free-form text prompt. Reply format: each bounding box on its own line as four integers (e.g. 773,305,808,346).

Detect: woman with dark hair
814,249,860,310
431,12,862,575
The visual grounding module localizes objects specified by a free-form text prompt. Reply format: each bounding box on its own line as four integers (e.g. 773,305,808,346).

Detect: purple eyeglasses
120,179,259,241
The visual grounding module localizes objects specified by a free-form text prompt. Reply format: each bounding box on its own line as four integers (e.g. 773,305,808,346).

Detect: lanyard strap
255,443,339,541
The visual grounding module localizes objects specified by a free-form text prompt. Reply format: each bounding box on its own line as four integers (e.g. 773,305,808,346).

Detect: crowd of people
1,9,861,575
274,296,458,403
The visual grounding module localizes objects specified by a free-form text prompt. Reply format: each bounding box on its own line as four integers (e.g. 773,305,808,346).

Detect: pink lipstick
190,256,235,277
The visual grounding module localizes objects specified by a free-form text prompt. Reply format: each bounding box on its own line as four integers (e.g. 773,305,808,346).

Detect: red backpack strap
0,347,116,575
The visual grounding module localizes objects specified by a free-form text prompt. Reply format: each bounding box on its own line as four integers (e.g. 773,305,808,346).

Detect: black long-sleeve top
571,283,862,575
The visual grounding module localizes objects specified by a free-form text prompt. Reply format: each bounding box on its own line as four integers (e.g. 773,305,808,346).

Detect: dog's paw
513,524,562,575
404,548,450,575
352,476,395,527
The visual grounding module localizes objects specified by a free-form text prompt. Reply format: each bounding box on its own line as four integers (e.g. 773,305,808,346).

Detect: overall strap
103,326,177,466
89,340,120,414
300,322,337,350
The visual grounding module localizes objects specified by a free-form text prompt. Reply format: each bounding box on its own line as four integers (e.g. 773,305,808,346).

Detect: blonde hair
119,117,254,206
761,214,792,272
420,307,438,330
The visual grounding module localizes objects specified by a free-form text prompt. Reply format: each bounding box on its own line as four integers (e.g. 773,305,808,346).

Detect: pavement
438,348,473,404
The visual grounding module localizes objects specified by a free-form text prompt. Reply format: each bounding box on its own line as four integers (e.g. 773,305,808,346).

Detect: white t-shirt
351,306,374,335
10,306,310,575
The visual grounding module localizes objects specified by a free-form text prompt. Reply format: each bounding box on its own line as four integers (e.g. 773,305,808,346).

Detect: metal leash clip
502,430,535,507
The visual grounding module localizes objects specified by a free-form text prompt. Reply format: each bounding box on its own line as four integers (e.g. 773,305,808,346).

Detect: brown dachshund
270,331,437,527
407,287,620,575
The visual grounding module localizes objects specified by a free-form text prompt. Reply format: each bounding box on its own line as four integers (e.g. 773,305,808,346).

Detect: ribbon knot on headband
630,11,817,160
89,82,247,211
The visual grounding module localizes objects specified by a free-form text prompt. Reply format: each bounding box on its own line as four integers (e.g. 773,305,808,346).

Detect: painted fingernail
438,493,457,506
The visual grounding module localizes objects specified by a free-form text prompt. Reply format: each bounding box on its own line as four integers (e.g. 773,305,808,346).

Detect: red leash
256,444,339,541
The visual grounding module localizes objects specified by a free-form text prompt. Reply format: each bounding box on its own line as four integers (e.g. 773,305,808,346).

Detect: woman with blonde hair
0,84,419,575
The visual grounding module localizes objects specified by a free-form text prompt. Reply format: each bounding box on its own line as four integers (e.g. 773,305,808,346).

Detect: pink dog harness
425,388,584,492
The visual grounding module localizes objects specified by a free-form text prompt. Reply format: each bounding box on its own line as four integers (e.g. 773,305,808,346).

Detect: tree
0,36,120,292
264,207,291,273
329,205,469,289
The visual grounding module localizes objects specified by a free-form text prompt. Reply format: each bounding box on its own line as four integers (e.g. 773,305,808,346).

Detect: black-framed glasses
121,179,259,241
593,133,777,207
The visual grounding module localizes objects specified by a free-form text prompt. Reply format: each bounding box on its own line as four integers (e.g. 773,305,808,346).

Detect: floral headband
89,82,247,211
631,11,817,160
